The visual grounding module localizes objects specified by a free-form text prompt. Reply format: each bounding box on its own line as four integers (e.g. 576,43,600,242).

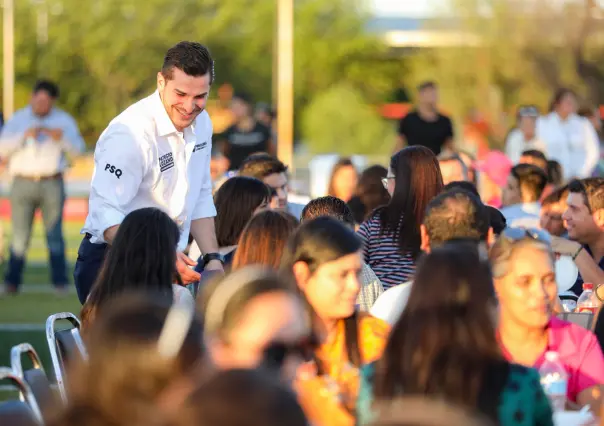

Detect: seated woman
358,241,553,426
491,228,604,412
281,217,389,426
189,176,271,268
232,210,298,269
198,266,312,384
49,292,205,426
81,207,193,331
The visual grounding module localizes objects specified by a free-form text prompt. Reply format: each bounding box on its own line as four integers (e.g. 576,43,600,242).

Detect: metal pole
276,0,293,169
3,0,15,120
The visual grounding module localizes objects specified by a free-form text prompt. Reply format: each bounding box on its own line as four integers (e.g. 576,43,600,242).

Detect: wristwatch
203,252,225,266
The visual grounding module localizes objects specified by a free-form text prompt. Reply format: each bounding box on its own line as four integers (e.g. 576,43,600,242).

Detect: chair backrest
557,312,595,330
0,367,43,426
11,343,58,418
46,313,87,403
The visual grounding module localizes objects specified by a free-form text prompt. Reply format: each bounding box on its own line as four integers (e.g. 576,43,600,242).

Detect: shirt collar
151,91,179,137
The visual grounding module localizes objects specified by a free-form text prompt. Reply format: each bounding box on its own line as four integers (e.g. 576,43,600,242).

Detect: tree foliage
2,0,401,154
404,0,604,143
301,84,396,155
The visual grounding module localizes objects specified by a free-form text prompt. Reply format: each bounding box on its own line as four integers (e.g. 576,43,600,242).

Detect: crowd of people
1,41,604,426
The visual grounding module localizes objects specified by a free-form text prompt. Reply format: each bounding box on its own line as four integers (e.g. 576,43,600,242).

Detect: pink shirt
500,317,604,403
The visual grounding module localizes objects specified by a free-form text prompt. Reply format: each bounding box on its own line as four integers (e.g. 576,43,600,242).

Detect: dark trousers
5,176,67,288
73,235,108,304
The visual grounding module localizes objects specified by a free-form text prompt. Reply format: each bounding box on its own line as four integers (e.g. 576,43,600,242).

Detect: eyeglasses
381,176,395,189
500,227,551,245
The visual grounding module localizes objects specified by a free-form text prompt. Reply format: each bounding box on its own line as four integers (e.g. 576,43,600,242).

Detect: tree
2,0,402,152
301,84,396,155
403,0,604,146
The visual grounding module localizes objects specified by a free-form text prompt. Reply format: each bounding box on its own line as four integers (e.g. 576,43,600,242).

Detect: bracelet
572,246,583,261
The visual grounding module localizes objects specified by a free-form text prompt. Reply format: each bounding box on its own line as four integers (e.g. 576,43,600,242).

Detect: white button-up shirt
0,106,85,177
82,91,216,251
536,112,600,180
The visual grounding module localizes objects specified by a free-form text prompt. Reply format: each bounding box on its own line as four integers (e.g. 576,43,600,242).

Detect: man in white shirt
500,163,548,229
370,188,494,324
74,42,223,304
0,80,85,295
537,88,600,180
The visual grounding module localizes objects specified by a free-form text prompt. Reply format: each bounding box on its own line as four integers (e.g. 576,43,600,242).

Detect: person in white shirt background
504,105,547,164
536,88,600,181
0,80,85,295
74,41,224,304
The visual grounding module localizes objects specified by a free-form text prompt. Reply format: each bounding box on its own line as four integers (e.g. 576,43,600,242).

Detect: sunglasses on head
501,227,551,245
261,335,317,370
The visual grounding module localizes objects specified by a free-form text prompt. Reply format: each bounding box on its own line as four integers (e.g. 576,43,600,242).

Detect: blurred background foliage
3,0,604,154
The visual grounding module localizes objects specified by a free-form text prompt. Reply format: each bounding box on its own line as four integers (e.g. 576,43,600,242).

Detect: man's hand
24,127,40,139
204,259,224,273
550,236,582,257
40,128,63,142
176,252,201,284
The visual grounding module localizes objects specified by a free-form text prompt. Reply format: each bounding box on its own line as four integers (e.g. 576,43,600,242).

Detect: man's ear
593,209,604,229
420,224,431,253
157,71,166,92
292,261,311,291
487,227,496,247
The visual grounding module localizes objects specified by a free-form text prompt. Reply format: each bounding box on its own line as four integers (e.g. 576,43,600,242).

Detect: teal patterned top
357,361,554,426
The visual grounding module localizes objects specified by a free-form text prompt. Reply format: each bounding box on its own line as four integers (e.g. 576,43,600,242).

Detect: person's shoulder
359,313,390,339
550,316,599,349
438,112,453,123
194,110,213,136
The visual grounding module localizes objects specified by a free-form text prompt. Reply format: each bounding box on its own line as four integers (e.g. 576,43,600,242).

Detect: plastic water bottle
576,283,601,314
539,351,568,412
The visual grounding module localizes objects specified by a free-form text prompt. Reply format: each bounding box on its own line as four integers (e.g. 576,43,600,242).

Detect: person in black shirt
218,92,273,170
395,81,454,156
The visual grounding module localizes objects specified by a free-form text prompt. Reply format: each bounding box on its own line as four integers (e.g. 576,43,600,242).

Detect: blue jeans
5,176,67,288
73,235,107,304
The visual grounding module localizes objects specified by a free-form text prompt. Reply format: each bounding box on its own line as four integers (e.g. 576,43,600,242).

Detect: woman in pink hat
474,151,513,208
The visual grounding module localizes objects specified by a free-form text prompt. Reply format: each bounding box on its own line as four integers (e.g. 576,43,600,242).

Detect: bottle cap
583,283,594,291
544,351,559,362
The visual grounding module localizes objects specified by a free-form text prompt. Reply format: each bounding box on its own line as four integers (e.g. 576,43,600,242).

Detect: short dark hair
542,184,569,208
487,206,507,235
423,188,490,246
417,81,437,91
162,41,214,83
301,196,355,228
510,164,548,202
547,160,563,186
568,178,604,212
33,80,59,98
442,181,479,198
239,153,288,180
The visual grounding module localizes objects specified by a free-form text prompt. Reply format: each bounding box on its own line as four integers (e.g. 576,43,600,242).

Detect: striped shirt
357,212,416,289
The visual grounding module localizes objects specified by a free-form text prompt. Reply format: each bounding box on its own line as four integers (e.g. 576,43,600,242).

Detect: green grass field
0,218,83,397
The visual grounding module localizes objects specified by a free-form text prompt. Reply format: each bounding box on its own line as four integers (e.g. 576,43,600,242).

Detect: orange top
296,314,389,426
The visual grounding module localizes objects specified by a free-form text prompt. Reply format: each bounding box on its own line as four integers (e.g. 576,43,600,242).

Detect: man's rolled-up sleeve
192,127,217,220
89,124,146,239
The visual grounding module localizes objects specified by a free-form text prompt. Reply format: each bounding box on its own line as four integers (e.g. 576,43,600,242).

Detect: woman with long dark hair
357,146,443,288
357,242,553,426
81,207,191,330
281,217,389,426
189,176,271,267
